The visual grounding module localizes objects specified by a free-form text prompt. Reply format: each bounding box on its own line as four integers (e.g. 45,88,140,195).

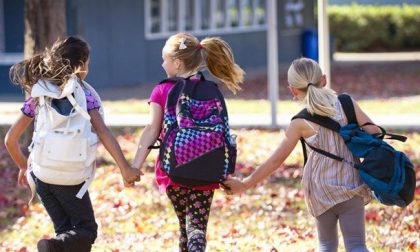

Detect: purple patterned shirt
21,87,101,118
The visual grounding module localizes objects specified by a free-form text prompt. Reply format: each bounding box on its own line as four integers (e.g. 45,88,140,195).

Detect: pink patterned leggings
166,186,214,252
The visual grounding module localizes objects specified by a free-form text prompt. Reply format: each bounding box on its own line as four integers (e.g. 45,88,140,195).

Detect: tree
24,0,66,58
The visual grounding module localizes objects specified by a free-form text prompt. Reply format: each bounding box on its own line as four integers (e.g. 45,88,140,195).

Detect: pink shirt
149,81,220,192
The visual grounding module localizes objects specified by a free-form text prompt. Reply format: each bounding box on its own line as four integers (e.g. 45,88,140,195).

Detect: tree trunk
24,0,66,58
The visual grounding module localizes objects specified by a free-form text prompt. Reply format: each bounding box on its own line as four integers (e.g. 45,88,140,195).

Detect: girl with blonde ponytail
225,58,379,251
287,58,337,117
155,32,244,93
132,32,245,251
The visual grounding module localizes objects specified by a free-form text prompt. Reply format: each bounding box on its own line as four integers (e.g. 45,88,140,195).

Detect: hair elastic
179,38,187,50
307,82,315,88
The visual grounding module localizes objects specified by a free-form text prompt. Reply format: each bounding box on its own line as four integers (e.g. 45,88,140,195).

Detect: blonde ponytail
164,33,245,93
200,37,245,94
288,58,337,117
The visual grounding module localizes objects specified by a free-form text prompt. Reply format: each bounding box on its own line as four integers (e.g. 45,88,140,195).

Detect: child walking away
5,36,142,252
132,32,244,251
224,58,377,252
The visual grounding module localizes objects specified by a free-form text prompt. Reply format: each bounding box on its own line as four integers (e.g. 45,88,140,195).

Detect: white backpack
27,75,102,200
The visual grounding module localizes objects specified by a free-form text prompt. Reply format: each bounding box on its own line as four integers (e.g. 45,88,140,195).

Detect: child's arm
132,103,163,170
4,114,34,186
89,109,142,183
224,120,303,194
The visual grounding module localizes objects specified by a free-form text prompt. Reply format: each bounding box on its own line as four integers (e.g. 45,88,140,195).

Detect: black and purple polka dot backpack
150,72,237,186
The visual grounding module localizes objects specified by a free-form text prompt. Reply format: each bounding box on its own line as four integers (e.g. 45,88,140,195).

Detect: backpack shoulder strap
291,108,341,132
338,94,357,124
292,109,345,166
67,95,90,120
66,80,90,120
159,71,205,85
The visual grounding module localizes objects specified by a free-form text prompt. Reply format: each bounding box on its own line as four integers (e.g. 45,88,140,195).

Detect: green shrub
329,4,420,52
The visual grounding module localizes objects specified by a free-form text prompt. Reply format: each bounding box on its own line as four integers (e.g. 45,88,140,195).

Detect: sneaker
37,239,54,252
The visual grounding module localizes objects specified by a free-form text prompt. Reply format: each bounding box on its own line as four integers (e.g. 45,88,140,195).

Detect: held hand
123,178,135,188
222,177,248,195
17,169,28,187
122,166,143,184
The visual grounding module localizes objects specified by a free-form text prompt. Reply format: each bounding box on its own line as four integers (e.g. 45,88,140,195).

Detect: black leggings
166,186,214,252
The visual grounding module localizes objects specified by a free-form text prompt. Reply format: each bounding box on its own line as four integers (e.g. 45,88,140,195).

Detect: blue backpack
292,94,415,207
149,72,237,186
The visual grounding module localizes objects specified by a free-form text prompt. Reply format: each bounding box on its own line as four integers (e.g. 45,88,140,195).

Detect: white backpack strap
32,96,47,135
26,168,36,205
75,164,96,199
67,95,91,120
39,96,45,106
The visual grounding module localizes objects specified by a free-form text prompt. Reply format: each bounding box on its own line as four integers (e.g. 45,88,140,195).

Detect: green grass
101,96,420,115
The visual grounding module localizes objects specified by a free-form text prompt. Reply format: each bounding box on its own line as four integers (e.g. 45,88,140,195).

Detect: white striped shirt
301,98,372,217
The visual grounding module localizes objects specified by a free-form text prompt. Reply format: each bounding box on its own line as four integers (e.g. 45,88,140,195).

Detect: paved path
1,52,419,130
0,106,419,130
100,113,420,130
334,51,420,62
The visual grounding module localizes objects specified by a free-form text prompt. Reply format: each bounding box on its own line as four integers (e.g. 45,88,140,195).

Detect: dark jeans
31,172,97,252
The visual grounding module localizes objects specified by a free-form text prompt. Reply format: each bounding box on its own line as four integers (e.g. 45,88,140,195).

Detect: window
168,0,179,32
284,0,305,30
149,0,161,33
145,0,267,39
185,0,195,31
201,0,211,30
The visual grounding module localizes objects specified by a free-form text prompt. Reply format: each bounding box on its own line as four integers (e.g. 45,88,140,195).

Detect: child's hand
17,168,28,187
17,158,29,186
222,176,248,195
122,166,143,184
123,178,135,188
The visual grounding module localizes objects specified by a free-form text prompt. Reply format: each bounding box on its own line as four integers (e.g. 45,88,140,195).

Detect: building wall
0,0,24,95
4,0,24,52
72,0,272,87
278,0,315,62
69,0,147,88
73,0,314,88
1,0,315,94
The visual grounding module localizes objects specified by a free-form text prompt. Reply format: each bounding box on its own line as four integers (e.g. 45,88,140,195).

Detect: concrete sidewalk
1,107,419,130
333,51,420,62
102,113,420,130
1,51,420,130
103,113,420,130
